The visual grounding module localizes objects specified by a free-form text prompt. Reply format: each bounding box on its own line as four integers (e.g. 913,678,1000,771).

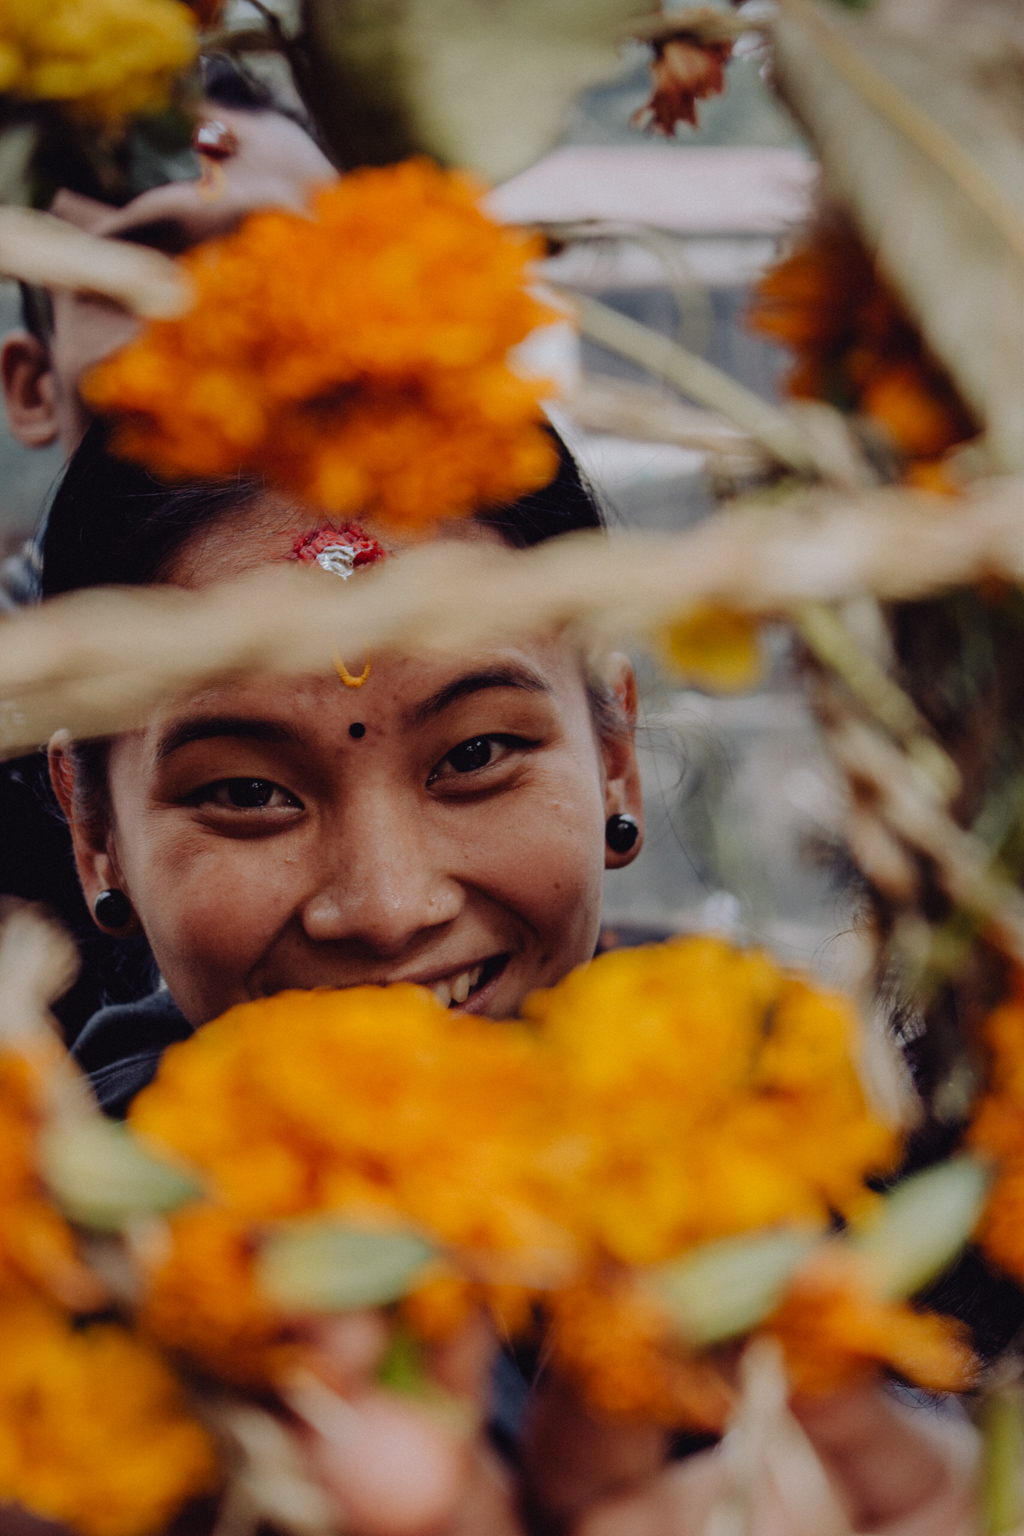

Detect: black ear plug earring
93,888,134,932
605,813,639,854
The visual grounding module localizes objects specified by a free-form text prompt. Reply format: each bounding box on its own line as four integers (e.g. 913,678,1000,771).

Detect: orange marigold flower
84,160,559,530
547,1276,732,1429
860,361,972,460
0,1053,106,1311
747,217,976,474
524,938,898,1267
968,975,1024,1283
139,1205,300,1387
128,940,903,1417
0,1296,216,1536
767,1249,976,1397
131,983,578,1266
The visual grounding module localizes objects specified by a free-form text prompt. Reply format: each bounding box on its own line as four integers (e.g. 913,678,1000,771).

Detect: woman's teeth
432,965,483,1009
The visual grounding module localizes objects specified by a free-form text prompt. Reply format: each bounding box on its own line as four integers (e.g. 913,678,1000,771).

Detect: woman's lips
257,953,512,1012
455,953,510,1015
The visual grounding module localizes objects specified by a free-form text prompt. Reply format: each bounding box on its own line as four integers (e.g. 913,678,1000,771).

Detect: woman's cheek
127,825,303,1023
469,768,606,975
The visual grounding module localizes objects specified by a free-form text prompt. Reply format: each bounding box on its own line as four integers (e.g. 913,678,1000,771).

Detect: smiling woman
39,419,643,1116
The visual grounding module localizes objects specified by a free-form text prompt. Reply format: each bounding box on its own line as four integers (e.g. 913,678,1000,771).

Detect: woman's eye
429,734,537,786
203,778,300,811
447,737,495,773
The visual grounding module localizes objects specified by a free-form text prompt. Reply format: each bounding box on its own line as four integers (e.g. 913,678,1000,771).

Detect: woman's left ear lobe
599,656,643,868
605,812,642,867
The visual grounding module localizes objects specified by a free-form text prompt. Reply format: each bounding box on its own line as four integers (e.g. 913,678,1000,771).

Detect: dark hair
20,55,318,341
42,419,603,598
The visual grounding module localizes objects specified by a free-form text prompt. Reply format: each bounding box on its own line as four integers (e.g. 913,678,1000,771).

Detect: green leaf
377,1327,429,1395
643,1226,821,1347
40,1118,200,1230
257,1220,437,1312
301,0,660,181
847,1155,991,1300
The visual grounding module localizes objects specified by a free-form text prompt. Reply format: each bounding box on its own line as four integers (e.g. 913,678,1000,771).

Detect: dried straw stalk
0,476,1017,759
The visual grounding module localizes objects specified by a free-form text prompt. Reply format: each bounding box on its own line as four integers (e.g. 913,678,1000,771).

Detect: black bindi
349,722,366,739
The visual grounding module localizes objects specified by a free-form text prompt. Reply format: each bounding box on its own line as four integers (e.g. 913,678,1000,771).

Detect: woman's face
57,505,643,1027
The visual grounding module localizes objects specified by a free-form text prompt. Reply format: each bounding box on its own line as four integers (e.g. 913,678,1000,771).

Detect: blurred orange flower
525,938,898,1268
767,1249,976,1396
748,217,976,476
0,1296,216,1536
0,1053,105,1311
85,159,559,530
548,1275,733,1428
968,974,1024,1283
128,939,917,1420
660,604,764,693
139,1204,300,1387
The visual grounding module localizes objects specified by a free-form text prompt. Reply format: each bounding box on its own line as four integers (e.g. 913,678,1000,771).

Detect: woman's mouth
429,953,508,1011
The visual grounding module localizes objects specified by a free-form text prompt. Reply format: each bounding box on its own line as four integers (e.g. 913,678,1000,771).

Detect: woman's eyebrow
408,665,551,727
155,716,300,762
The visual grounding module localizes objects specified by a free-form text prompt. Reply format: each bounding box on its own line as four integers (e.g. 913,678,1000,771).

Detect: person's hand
573,1382,980,1536
296,1315,981,1536
292,1310,524,1536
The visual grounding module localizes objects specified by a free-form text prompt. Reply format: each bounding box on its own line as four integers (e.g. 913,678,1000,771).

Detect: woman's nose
299,794,462,956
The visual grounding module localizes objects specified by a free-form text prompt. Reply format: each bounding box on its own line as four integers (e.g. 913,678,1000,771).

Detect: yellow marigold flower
0,1053,106,1310
766,1248,976,1397
85,160,559,529
524,938,898,1267
0,0,196,119
0,1296,216,1536
660,605,764,693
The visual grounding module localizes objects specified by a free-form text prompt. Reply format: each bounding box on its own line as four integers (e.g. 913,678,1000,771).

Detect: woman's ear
597,654,644,870
1,332,59,448
48,732,137,932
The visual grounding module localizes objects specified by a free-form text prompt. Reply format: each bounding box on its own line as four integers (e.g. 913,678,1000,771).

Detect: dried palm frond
771,0,1024,472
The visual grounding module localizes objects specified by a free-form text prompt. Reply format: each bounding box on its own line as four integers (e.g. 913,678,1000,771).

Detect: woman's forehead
163,496,510,588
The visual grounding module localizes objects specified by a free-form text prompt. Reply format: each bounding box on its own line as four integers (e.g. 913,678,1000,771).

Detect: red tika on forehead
288,523,387,579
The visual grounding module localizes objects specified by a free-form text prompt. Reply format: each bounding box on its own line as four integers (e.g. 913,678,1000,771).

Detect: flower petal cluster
525,938,898,1268
660,605,764,693
0,1052,105,1310
0,1047,216,1533
968,974,1024,1281
140,1204,302,1387
0,0,196,119
546,1277,734,1428
747,217,976,481
0,1296,216,1535
85,159,559,529
131,984,576,1381
766,1249,974,1396
129,939,918,1421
